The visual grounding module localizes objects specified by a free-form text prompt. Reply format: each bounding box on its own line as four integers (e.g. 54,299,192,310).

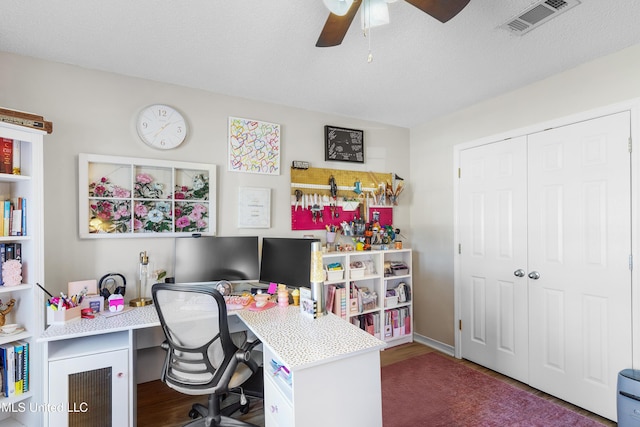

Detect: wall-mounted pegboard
290,167,395,231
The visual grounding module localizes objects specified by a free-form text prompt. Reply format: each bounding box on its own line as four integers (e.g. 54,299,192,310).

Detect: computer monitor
174,235,260,283
259,237,320,288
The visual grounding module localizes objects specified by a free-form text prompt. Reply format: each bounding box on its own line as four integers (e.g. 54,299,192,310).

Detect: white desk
39,304,386,427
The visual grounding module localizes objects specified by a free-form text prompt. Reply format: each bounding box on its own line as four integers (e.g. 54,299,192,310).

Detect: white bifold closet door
459,111,632,421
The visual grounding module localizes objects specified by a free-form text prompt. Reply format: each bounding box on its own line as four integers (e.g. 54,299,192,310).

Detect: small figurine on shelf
0,298,16,327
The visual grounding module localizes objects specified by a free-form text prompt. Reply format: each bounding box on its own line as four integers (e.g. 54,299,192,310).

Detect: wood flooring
137,342,615,427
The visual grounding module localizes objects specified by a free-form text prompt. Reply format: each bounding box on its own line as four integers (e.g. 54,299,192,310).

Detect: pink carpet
381,352,606,427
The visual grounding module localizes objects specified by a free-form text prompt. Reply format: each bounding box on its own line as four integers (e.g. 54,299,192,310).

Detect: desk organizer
47,306,81,325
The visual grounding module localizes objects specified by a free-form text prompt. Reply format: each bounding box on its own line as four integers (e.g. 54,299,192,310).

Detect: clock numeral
142,121,148,129
158,108,168,118
177,126,183,134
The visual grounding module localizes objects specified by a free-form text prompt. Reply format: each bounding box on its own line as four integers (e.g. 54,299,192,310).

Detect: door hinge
458,244,461,254
630,254,634,271
458,168,461,179
629,137,632,153
459,319,462,330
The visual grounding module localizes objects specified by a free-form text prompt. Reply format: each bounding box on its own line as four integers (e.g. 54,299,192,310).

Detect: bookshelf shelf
323,248,413,348
0,284,30,295
0,120,46,426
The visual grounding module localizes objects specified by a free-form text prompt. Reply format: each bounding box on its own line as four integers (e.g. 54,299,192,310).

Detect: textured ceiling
1,0,640,128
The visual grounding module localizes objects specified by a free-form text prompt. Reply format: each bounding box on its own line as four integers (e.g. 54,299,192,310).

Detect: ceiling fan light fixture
361,0,390,29
322,0,354,16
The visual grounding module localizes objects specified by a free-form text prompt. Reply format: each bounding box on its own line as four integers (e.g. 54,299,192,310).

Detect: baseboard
413,333,455,357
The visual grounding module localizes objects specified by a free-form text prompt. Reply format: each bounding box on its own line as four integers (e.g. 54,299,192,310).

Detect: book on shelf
15,340,28,394
12,141,20,175
332,287,346,319
0,139,12,175
0,342,15,397
0,139,22,176
13,342,23,396
326,285,336,315
2,200,9,237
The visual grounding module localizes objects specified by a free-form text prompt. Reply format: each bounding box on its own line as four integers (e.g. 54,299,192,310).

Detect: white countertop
39,304,385,371
236,305,386,370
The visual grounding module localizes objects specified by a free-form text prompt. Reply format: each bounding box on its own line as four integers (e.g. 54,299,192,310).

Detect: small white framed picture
238,187,271,228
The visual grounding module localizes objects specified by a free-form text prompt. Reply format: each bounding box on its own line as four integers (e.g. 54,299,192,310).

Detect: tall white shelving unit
0,120,46,426
323,248,413,348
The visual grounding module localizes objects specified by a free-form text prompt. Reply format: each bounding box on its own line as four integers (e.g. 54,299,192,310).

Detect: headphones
99,273,127,299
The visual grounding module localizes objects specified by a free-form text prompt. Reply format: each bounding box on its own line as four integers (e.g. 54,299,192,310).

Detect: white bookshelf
0,121,46,427
323,248,413,347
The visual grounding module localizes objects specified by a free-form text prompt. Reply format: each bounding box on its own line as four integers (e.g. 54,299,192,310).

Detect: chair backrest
152,282,239,393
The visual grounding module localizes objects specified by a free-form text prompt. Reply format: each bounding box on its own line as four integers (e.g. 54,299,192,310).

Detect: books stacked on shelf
0,139,21,175
0,198,26,237
0,340,29,397
350,312,381,339
384,307,411,338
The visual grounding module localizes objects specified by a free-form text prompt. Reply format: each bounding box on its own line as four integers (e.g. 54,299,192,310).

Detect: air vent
500,0,581,35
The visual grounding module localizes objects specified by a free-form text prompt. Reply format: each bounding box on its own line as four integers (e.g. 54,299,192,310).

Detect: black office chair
152,282,261,427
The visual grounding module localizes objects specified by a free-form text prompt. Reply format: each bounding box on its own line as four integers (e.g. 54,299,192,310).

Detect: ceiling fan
316,0,471,47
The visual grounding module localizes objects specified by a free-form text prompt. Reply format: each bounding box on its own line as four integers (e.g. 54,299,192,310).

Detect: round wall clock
136,104,188,149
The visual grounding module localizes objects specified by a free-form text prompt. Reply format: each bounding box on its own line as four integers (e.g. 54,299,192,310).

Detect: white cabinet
45,332,129,426
263,345,382,427
0,121,46,427
78,153,216,238
323,249,413,347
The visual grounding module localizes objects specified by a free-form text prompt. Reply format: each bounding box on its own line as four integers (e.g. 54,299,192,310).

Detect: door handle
514,269,526,277
528,271,541,280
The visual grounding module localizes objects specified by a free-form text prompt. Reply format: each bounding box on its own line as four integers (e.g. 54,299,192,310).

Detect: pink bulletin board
290,205,393,231
369,206,393,227
291,205,361,231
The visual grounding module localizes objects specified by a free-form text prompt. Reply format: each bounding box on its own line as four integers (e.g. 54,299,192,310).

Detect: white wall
410,42,640,347
0,51,410,297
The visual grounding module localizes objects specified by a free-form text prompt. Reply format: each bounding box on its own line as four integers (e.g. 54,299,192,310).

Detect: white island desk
39,304,386,427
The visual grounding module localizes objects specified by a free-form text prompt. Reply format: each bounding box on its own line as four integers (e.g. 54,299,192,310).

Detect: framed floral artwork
79,153,216,238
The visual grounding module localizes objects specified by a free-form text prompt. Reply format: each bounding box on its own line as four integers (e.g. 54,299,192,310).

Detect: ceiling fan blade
404,0,470,23
316,0,361,47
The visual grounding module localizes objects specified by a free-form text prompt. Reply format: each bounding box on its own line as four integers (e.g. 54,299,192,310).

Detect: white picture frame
228,117,281,175
238,187,271,228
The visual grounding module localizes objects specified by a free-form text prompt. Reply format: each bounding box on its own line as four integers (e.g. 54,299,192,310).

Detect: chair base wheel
188,408,200,419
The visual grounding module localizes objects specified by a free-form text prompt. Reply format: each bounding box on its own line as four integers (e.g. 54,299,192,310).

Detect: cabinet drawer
264,375,294,427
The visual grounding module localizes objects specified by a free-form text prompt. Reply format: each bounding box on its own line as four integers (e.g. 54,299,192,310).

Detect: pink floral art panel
88,161,132,234
89,199,132,233
134,200,173,233
174,201,209,233
228,117,280,175
134,166,172,199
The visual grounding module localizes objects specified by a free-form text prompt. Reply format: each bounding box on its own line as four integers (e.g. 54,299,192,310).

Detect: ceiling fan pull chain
365,0,374,63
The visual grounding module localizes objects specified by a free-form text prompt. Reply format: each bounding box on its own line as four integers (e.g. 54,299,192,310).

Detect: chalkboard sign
324,126,364,163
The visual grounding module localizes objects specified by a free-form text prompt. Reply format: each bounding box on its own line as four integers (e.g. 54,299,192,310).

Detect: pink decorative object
2,259,22,287
108,294,125,312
